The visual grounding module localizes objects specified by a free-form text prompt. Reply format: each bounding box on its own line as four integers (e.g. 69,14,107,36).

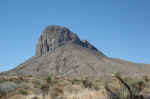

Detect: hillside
1,25,150,77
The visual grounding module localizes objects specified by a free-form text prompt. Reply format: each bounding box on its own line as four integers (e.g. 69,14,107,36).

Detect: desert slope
1,26,150,77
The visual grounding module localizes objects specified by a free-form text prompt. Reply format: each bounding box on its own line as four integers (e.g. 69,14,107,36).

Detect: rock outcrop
35,26,98,56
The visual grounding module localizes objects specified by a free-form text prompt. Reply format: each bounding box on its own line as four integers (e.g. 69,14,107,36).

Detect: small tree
105,74,145,99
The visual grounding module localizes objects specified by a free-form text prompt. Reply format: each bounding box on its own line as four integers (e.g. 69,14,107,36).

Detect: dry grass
64,89,106,99
0,75,149,99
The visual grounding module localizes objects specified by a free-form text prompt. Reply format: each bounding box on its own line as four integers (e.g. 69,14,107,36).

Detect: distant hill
1,25,150,77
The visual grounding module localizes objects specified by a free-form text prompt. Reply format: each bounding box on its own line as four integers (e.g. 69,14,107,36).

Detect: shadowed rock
35,26,98,56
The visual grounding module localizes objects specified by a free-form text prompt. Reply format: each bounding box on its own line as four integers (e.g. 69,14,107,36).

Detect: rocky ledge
35,25,98,56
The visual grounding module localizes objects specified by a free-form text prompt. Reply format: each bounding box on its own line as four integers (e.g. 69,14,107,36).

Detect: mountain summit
35,26,99,56
2,25,150,77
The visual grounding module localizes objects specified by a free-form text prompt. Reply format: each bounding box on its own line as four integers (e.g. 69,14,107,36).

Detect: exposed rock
35,26,98,56
81,40,98,51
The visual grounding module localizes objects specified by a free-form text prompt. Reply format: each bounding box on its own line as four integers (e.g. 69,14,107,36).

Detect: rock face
1,25,150,77
35,26,98,56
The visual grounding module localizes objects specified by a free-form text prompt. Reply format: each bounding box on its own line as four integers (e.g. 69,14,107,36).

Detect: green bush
18,89,28,95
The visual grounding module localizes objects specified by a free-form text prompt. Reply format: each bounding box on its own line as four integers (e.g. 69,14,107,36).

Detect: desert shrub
0,79,6,84
31,96,39,99
41,83,50,99
82,78,92,88
18,89,28,95
143,75,149,82
105,75,145,99
18,82,30,89
45,75,57,86
92,81,101,91
71,78,81,85
0,82,17,97
32,79,44,89
13,79,23,84
131,80,145,95
50,86,64,99
113,72,121,77
46,75,52,84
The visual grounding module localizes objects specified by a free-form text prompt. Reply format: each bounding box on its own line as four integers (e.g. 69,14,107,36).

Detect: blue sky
0,0,150,72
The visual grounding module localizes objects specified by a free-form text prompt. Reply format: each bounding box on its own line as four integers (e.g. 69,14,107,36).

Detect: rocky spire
35,25,98,56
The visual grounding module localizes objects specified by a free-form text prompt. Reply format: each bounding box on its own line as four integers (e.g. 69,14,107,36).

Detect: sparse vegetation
105,74,147,99
0,75,149,99
0,81,17,99
18,88,28,96
143,75,149,83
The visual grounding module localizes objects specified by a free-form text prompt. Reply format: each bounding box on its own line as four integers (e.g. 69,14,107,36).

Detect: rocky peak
35,25,98,56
